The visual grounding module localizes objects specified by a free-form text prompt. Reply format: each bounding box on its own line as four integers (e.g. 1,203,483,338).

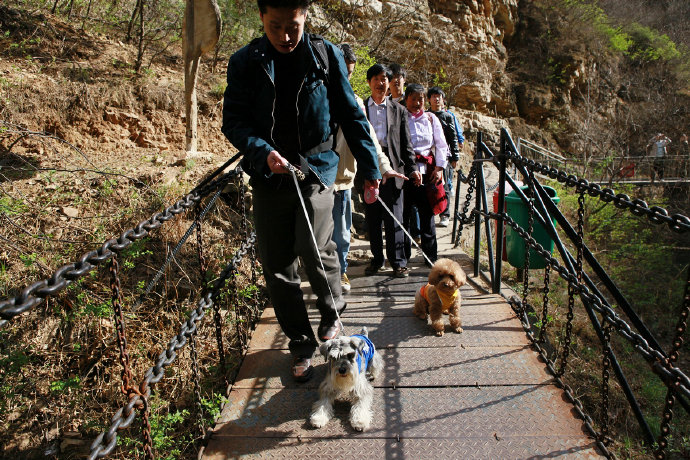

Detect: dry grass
0,5,260,459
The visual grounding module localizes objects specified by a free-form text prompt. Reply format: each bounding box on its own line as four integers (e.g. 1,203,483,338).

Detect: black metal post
494,132,508,294
473,133,483,277
476,159,495,285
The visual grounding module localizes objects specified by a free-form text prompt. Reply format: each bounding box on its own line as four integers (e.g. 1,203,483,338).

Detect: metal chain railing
453,164,477,247
109,254,153,458
192,207,208,438
539,263,551,345
476,207,690,400
520,174,535,318
504,150,690,234
87,233,256,459
189,330,205,438
600,319,612,446
454,133,690,458
557,191,585,377
655,268,690,459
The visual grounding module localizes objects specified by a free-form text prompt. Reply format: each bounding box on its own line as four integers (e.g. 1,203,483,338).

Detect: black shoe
393,266,409,278
318,318,342,341
364,261,383,276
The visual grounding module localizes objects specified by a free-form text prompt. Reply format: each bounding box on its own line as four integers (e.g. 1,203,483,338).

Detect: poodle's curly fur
413,258,467,336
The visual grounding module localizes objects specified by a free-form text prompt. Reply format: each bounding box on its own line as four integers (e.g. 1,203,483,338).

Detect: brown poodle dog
413,258,467,336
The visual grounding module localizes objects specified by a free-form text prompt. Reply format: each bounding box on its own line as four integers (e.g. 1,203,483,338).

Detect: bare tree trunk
126,0,141,43
51,0,60,14
134,0,145,73
82,0,93,31
185,56,201,153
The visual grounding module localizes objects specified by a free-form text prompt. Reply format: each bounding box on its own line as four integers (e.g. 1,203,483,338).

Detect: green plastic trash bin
505,186,560,269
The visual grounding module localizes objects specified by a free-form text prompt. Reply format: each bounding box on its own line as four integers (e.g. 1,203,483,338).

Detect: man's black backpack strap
310,34,330,84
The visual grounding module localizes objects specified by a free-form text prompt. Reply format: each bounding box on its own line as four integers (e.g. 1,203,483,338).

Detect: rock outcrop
310,0,519,114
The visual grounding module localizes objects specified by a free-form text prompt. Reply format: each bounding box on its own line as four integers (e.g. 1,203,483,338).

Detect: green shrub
350,46,376,100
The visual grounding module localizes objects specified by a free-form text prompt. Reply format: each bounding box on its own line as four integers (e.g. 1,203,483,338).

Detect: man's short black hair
389,63,407,79
366,63,391,81
404,83,425,101
339,43,357,64
427,86,446,100
257,0,310,13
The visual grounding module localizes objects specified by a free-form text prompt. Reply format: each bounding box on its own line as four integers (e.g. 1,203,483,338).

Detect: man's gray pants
251,177,344,359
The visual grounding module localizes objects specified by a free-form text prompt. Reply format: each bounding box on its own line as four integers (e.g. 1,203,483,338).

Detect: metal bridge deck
201,228,603,459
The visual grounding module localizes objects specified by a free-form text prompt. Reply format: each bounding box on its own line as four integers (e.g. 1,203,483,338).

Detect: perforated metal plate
248,315,527,351
233,346,552,390
202,437,602,459
214,386,589,438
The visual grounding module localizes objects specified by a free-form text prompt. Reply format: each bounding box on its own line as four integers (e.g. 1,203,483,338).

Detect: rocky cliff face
311,0,519,114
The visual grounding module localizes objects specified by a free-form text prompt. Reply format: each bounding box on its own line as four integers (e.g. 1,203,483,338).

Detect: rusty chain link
189,330,205,438
196,206,207,281
1,170,240,325
109,254,154,457
600,318,612,446
521,176,535,318
88,234,256,459
655,267,690,459
538,263,551,345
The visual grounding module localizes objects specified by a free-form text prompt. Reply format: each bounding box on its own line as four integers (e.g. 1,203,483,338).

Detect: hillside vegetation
1,0,690,458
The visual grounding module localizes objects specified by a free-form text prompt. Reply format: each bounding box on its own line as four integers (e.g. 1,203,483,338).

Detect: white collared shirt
407,110,448,175
367,97,388,148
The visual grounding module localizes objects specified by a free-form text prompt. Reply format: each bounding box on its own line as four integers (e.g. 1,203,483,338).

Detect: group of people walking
221,0,464,382
333,53,465,294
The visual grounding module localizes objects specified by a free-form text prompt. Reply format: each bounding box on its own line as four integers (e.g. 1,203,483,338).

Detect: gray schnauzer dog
309,327,382,432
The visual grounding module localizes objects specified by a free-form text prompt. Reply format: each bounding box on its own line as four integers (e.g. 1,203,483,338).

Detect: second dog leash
284,163,344,336
375,195,434,267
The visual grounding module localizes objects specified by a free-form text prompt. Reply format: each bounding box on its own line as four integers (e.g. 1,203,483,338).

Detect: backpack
449,110,465,145
310,34,331,85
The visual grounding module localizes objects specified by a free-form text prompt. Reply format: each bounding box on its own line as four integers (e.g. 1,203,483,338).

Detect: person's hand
381,170,408,185
410,170,423,186
364,178,380,191
267,150,289,174
432,167,443,185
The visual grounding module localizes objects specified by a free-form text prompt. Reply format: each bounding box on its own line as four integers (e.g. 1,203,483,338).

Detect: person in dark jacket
362,63,420,278
428,86,462,227
222,0,381,383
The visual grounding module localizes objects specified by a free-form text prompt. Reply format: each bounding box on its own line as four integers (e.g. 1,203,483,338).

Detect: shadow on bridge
200,232,603,459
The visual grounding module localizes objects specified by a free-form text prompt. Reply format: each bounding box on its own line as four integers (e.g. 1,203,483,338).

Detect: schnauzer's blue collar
352,334,375,373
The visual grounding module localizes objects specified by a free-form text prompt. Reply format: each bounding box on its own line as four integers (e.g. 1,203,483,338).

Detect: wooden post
183,0,221,155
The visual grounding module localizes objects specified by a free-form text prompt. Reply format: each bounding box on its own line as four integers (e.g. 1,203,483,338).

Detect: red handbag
425,180,448,215
415,152,448,216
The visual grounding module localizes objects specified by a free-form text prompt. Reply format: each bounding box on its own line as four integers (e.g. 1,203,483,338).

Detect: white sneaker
341,273,351,292
438,216,450,227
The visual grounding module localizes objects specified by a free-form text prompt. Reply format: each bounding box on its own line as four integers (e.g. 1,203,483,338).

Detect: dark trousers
403,182,438,263
252,178,344,359
364,180,407,269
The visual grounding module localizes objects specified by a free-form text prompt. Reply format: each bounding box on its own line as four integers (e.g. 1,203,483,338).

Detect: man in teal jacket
222,0,381,382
